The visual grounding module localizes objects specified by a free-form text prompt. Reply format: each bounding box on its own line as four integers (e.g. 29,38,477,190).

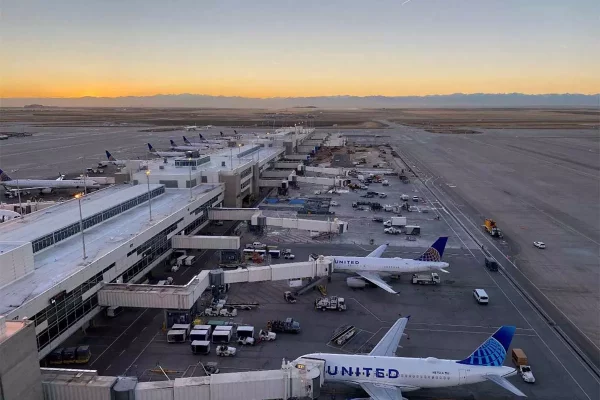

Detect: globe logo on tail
419,247,441,262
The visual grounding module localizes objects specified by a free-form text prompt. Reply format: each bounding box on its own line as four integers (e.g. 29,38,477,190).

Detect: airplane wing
484,374,527,397
366,243,388,258
369,317,409,357
356,271,397,294
360,382,402,400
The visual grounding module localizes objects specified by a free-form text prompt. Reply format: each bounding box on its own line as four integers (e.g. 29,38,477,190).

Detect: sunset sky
1,0,599,98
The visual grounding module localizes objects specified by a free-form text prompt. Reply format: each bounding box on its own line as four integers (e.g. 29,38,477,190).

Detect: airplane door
458,369,467,385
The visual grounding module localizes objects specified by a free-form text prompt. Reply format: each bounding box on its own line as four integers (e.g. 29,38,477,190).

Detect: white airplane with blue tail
294,317,525,399
326,237,450,294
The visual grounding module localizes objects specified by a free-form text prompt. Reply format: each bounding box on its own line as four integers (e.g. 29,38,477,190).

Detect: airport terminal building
0,127,323,359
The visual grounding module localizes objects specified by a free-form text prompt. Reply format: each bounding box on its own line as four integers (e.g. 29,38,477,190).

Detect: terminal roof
0,184,220,316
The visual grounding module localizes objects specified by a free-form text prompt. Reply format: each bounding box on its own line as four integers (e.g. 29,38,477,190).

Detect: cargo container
190,329,210,342
176,255,187,266
212,330,231,344
193,324,212,333
214,325,233,334
171,323,191,335
405,225,421,235
237,325,255,339
167,330,187,343
184,256,196,266
191,340,211,355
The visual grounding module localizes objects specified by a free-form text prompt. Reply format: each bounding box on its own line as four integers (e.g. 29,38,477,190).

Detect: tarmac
5,123,599,399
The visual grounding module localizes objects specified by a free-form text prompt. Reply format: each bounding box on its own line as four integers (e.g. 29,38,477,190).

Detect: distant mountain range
2,93,598,108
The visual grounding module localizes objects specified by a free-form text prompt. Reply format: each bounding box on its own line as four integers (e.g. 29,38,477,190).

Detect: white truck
390,216,407,226
258,330,277,342
315,296,347,311
411,273,440,285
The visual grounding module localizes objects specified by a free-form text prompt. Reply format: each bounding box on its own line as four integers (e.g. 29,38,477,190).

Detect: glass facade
31,186,165,254
30,189,221,354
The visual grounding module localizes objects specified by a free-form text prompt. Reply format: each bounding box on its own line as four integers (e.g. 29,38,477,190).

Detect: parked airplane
184,125,212,131
98,150,127,167
196,133,227,145
147,143,182,158
183,136,218,149
326,237,449,294
0,168,100,194
294,317,525,399
170,139,208,151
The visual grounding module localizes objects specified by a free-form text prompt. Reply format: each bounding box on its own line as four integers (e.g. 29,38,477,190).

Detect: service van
473,288,489,304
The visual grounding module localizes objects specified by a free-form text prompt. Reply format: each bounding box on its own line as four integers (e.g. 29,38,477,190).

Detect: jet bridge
97,257,333,310
172,235,240,250
41,359,325,400
208,208,348,233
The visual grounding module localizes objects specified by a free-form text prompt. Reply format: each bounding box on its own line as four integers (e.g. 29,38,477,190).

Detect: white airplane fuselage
300,353,516,392
153,150,183,157
329,256,449,274
2,178,99,191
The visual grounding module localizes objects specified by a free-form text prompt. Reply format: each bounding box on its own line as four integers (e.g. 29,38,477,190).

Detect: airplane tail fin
457,326,516,366
147,143,156,152
170,139,177,147
106,150,117,161
0,168,13,182
415,236,448,262
220,131,224,136
199,133,204,140
183,136,191,145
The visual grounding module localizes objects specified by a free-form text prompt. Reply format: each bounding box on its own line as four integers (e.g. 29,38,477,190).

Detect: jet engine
346,277,367,289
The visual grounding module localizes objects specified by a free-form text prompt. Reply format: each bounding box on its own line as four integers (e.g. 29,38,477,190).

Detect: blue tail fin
170,139,177,147
0,168,12,182
106,150,116,161
199,133,204,140
147,143,155,151
183,136,191,145
415,237,448,262
457,326,516,366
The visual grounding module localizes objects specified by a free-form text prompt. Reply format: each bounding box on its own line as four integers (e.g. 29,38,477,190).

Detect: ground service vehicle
75,345,92,363
485,256,499,271
204,306,237,317
512,348,535,383
372,216,384,222
258,330,277,341
382,180,389,186
331,325,357,346
191,340,211,355
190,329,210,342
167,330,187,343
284,253,295,259
533,241,546,249
411,273,440,285
48,348,64,365
473,289,489,304
405,225,421,235
284,291,297,303
384,227,401,235
400,194,410,201
315,296,347,311
236,326,255,341
62,347,78,363
483,218,503,237
412,196,419,202
268,318,301,333
391,216,407,226
106,306,123,318
216,345,237,357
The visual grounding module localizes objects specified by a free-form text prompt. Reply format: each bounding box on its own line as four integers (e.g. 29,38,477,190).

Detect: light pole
238,143,242,155
188,157,193,200
10,169,23,218
146,170,152,221
74,193,87,260
77,156,88,195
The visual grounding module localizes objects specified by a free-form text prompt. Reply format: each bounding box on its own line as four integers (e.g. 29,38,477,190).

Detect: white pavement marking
119,349,126,356
349,298,384,322
90,308,149,366
123,331,159,376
